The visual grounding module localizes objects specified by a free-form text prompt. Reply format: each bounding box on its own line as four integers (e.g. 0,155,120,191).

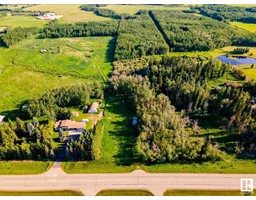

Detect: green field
231,22,256,33
102,5,189,15
0,15,48,28
0,190,83,196
96,189,153,196
164,190,255,196
0,36,114,118
240,65,256,79
62,96,138,173
0,161,52,174
24,4,113,23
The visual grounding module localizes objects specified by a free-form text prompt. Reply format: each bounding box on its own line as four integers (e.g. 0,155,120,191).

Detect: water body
217,55,256,65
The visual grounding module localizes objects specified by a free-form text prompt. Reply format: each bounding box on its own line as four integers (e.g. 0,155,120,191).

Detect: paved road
0,167,256,196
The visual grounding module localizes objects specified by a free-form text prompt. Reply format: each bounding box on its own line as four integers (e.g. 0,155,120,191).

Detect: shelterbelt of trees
22,83,103,120
114,11,169,60
195,4,256,23
0,27,38,47
111,56,256,162
38,20,118,38
150,10,256,52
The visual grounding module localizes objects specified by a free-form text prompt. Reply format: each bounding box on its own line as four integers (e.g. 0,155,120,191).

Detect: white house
0,115,5,125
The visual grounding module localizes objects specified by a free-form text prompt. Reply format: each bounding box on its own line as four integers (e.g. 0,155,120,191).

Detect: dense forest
38,20,118,38
0,27,38,47
111,56,256,162
195,5,256,23
0,118,55,160
114,11,169,60
150,10,256,52
22,83,103,120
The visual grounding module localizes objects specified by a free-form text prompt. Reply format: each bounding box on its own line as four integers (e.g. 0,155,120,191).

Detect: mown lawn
0,161,52,175
96,189,153,196
24,4,113,23
62,96,138,173
164,189,255,196
0,190,83,196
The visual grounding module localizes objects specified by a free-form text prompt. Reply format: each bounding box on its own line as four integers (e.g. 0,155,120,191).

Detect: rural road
0,165,256,196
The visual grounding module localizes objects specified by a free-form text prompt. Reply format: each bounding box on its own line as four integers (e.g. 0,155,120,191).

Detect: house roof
55,120,85,129
89,102,99,111
252,105,256,111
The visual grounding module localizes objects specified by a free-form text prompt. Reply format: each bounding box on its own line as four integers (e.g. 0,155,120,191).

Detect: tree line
0,117,55,160
195,5,256,23
38,20,118,38
231,47,250,54
150,10,256,52
114,11,169,60
0,26,38,47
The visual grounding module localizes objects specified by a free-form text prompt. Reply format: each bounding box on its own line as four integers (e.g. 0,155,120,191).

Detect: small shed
88,102,99,114
0,115,5,125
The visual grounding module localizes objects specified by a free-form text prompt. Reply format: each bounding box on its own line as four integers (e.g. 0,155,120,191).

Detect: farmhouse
0,115,5,125
54,120,85,131
37,13,63,20
88,102,99,114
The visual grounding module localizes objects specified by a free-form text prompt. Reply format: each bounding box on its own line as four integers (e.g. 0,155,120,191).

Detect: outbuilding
88,102,99,114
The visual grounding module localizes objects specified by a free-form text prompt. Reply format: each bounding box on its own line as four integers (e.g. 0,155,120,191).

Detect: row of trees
195,5,256,23
0,27,38,47
231,47,250,54
0,118,55,160
38,20,118,38
22,83,103,120
114,11,169,60
150,10,256,52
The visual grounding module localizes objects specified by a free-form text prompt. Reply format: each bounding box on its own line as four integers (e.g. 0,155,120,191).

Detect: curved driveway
0,165,255,196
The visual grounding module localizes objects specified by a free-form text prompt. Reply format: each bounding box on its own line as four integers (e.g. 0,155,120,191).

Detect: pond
217,55,256,65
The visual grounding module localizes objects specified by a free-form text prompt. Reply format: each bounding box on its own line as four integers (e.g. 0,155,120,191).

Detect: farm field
164,190,255,196
0,161,52,174
0,15,48,28
24,4,113,23
0,190,83,196
62,96,138,173
96,189,154,196
0,36,114,118
231,22,256,33
101,4,189,15
240,65,256,80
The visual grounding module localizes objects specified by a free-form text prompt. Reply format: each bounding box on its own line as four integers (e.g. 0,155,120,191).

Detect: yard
0,190,83,196
96,189,153,196
231,22,256,33
24,4,113,23
164,190,255,196
62,96,138,173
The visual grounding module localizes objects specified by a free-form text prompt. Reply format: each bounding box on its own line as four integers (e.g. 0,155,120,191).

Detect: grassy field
62,96,138,173
231,22,256,33
0,36,114,118
164,190,255,196
102,5,189,15
0,161,52,174
96,189,153,196
24,4,113,23
0,15,48,28
240,64,256,79
221,46,256,57
0,190,83,196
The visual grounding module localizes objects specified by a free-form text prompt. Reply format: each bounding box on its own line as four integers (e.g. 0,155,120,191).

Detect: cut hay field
0,36,114,118
0,15,48,28
231,22,256,33
102,4,189,15
24,4,113,23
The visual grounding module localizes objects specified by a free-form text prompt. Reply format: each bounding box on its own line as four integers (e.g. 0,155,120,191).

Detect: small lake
217,55,256,65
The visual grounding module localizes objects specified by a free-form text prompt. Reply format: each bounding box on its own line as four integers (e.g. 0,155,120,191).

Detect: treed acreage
0,4,256,174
